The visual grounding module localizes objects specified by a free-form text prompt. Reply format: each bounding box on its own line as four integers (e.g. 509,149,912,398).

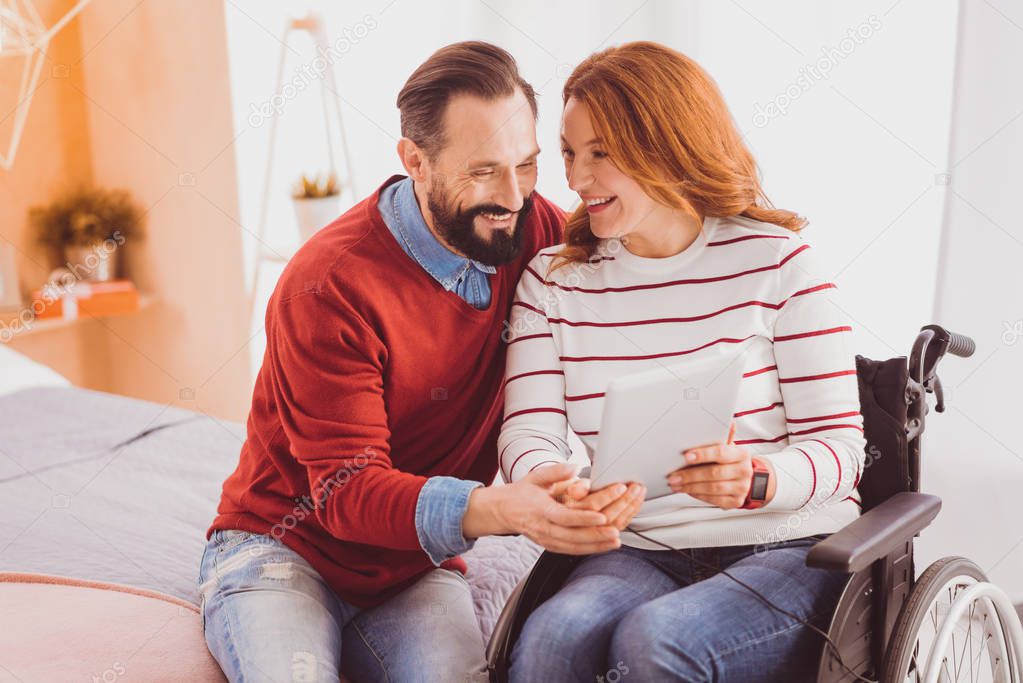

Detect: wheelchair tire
881,556,1010,683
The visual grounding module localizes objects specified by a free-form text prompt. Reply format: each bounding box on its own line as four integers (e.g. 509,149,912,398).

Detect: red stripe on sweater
743,365,778,378
523,244,810,294
559,336,753,363
707,234,790,247
787,410,861,424
575,430,599,437
708,424,861,446
504,407,567,422
788,424,864,436
505,369,564,385
785,282,834,304
734,434,788,445
529,460,560,472
507,449,547,481
538,286,838,330
778,369,856,384
499,436,561,463
795,447,817,508
508,333,553,345
734,402,784,418
844,496,862,507
565,392,605,402
774,326,852,342
511,300,547,316
811,439,843,496
546,299,781,328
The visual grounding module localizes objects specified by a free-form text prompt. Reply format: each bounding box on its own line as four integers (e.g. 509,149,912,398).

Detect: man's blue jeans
510,535,847,682
197,529,488,682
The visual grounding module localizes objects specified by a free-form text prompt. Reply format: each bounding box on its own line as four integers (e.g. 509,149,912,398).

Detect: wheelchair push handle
944,329,976,358
921,324,975,359
909,325,976,418
912,325,975,383
920,324,975,359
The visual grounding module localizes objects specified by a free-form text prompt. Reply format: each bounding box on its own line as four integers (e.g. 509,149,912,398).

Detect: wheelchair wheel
882,556,1018,683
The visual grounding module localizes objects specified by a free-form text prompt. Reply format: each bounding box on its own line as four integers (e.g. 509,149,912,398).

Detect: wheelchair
487,324,1023,683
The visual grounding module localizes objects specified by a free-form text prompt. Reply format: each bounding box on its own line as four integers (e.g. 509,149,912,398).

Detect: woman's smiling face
560,97,662,240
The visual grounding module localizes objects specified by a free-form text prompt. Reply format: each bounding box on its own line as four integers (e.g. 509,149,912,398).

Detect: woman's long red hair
555,41,805,268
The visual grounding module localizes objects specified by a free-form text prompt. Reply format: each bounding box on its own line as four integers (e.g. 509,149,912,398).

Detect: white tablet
590,352,745,500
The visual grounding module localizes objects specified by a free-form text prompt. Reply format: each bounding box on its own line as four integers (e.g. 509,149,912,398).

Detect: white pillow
0,345,70,396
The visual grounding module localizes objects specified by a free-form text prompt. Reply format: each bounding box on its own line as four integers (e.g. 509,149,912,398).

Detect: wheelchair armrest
805,492,941,573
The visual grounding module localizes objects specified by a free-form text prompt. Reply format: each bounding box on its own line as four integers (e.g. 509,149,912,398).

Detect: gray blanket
0,387,540,641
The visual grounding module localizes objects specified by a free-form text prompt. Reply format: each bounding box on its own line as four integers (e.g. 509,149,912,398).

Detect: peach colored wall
3,0,253,421
2,0,93,384
73,0,252,420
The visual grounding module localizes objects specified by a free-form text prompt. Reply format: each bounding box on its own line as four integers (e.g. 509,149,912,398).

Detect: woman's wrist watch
741,458,771,509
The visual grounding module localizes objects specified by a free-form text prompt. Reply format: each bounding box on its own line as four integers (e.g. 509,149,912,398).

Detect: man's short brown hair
397,41,537,158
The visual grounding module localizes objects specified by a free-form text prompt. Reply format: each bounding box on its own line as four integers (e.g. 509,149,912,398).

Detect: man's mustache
465,194,534,219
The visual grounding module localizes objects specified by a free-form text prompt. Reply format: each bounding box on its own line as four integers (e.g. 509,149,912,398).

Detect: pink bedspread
0,572,225,682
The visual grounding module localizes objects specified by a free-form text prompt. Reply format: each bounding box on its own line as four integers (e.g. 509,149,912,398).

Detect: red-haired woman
500,41,864,682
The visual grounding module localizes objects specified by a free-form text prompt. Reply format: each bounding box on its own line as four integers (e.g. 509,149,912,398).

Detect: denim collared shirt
378,177,489,565
379,176,496,309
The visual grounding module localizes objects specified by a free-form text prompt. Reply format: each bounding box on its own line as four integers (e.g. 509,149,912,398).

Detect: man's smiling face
405,89,540,266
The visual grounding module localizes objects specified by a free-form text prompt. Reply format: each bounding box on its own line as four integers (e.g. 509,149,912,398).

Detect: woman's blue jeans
510,534,847,683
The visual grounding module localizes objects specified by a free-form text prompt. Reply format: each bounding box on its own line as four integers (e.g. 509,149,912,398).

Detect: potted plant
292,172,341,242
30,187,144,282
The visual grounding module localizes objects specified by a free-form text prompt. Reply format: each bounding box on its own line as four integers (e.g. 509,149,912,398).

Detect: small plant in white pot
292,172,341,243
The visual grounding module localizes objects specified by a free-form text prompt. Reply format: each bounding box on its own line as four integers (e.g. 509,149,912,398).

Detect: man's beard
426,184,533,267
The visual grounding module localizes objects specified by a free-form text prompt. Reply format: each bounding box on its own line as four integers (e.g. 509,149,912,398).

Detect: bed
0,346,541,681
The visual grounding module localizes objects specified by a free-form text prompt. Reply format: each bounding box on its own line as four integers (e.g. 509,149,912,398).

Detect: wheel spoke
967,601,975,682
886,564,1014,683
910,645,923,683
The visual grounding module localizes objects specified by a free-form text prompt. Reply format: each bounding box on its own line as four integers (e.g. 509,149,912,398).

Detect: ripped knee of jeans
291,650,318,682
259,560,295,581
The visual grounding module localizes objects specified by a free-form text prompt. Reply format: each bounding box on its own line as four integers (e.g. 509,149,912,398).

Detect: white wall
915,0,1023,600
696,1,959,362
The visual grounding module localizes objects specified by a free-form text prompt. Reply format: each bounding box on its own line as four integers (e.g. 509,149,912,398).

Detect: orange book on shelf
31,279,139,320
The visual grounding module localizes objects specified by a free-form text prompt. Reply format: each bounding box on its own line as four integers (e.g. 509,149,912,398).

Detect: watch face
751,471,770,500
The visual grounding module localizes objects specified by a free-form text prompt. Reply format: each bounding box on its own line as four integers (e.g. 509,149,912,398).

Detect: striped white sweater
498,214,867,550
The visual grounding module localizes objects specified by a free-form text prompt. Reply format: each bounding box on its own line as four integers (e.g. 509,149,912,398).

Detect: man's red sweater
208,176,564,608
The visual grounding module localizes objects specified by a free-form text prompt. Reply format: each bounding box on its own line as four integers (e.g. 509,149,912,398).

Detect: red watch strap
742,458,770,510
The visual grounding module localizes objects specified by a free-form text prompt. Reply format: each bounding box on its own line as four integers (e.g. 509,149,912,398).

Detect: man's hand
666,423,775,509
462,464,622,555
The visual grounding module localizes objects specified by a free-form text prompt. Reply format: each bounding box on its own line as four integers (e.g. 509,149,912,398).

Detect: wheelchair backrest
855,354,913,511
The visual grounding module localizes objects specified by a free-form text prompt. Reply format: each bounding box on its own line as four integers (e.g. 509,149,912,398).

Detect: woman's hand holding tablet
665,422,777,509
